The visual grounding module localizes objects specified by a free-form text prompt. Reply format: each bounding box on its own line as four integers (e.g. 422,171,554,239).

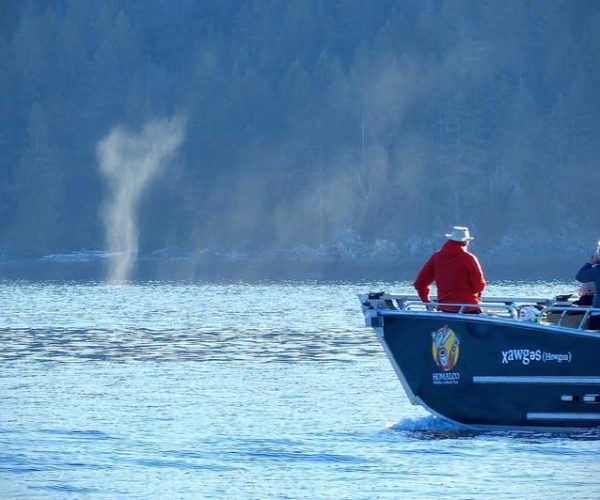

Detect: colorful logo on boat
431,325,460,372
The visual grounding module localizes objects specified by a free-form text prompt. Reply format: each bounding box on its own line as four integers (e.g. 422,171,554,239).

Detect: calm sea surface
0,279,599,499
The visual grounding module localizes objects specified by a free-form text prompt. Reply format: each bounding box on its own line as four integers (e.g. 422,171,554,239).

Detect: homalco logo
431,325,460,372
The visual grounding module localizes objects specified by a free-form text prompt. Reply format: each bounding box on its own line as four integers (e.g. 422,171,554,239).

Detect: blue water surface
0,280,598,498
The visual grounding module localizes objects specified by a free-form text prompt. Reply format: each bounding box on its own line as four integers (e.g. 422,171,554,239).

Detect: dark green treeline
1,0,599,264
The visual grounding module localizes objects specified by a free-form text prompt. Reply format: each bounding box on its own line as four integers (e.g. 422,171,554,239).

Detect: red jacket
414,240,486,311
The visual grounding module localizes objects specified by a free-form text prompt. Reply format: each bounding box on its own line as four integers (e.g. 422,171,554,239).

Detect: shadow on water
387,415,600,441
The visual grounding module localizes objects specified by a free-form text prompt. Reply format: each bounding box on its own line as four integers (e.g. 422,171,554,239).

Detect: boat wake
385,416,477,440
386,416,600,440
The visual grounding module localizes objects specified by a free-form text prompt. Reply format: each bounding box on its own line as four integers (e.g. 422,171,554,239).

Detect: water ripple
1,280,598,498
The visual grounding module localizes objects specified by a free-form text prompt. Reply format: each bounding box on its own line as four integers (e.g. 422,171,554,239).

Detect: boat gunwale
359,292,600,336
376,308,600,339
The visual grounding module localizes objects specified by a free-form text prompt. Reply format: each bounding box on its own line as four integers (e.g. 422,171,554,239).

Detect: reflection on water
0,280,390,363
0,279,575,364
0,326,380,363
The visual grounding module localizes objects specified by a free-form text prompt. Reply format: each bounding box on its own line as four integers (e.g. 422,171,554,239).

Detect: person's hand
592,254,600,265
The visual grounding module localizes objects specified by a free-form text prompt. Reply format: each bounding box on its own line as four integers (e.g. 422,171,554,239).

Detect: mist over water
98,116,185,282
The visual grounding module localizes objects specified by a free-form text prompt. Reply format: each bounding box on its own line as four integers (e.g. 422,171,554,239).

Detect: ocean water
0,279,599,499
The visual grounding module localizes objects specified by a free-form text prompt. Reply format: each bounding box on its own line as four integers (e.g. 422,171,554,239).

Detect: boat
359,292,600,430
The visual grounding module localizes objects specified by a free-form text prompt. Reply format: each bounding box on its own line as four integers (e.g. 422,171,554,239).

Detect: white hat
445,226,474,242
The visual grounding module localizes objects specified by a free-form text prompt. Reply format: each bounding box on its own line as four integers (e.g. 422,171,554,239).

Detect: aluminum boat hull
373,310,600,429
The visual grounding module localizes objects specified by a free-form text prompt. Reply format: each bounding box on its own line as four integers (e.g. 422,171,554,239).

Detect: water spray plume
98,116,185,283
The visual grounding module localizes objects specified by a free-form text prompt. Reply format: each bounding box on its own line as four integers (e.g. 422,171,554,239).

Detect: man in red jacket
414,226,486,313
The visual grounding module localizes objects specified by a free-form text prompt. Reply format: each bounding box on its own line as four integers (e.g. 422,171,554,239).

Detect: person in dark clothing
414,226,486,313
573,281,595,306
575,242,600,330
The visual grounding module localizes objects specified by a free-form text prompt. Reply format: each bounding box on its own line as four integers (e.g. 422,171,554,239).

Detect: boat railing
359,293,550,319
538,305,600,330
402,300,519,318
359,292,600,331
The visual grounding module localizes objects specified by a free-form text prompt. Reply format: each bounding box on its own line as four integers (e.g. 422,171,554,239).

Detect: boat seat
543,309,589,329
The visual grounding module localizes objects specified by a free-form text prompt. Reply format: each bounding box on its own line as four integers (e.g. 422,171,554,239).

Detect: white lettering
502,348,571,365
432,372,461,385
543,352,572,363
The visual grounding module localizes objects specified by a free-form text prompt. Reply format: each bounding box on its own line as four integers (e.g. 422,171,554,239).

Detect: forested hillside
1,0,599,278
